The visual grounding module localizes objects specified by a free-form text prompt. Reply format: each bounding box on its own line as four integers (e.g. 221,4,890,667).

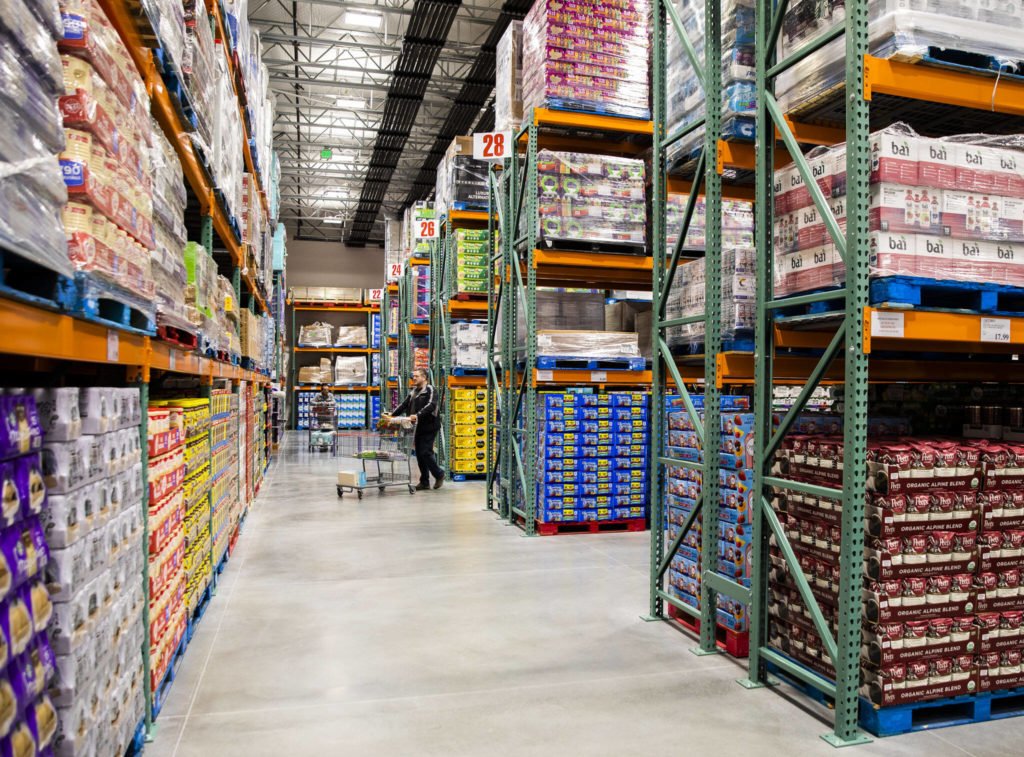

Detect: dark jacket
394,383,440,435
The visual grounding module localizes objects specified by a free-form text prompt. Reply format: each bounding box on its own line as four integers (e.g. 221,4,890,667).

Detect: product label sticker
107,330,118,361
871,311,905,339
981,317,1011,343
537,370,553,382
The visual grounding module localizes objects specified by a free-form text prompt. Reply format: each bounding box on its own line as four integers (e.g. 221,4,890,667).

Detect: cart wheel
336,487,343,498
408,485,415,494
379,486,385,493
357,490,363,500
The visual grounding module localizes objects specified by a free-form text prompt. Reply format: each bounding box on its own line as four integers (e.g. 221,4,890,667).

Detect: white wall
285,239,386,288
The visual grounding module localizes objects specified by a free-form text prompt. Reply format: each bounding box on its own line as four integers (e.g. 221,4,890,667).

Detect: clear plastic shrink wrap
773,124,1024,298
333,356,367,386
531,151,646,247
522,0,651,120
298,323,333,348
776,0,1024,114
0,0,71,276
665,0,756,169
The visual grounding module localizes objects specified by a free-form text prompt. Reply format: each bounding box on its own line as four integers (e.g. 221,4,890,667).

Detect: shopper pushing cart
390,368,445,490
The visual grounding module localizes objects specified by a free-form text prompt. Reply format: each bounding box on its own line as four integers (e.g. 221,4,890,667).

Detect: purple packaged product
0,720,34,757
0,595,32,661
0,671,14,739
25,692,56,751
0,465,18,531
20,582,48,635
14,457,45,523
0,398,42,462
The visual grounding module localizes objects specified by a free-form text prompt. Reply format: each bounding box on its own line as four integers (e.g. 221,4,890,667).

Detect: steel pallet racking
485,164,505,512
288,299,380,427
642,0,1024,746
381,283,400,412
647,0,766,663
436,210,493,478
489,107,654,534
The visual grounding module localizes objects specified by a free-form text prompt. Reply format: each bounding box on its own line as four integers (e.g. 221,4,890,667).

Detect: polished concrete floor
147,433,1022,757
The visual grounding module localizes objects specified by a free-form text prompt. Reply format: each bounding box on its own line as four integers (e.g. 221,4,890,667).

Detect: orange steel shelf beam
292,384,379,392
446,210,491,223
532,369,652,387
0,299,268,383
533,249,652,270
530,108,654,136
409,324,429,335
409,257,431,266
387,284,399,294
448,375,487,387
448,300,490,315
864,55,1024,116
290,305,378,312
773,308,1024,355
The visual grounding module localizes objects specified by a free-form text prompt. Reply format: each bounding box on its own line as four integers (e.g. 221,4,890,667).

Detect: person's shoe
415,483,430,491
433,475,445,489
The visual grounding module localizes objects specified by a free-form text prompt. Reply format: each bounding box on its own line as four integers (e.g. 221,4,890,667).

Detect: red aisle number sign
416,219,438,239
387,263,403,281
473,131,511,162
369,288,384,301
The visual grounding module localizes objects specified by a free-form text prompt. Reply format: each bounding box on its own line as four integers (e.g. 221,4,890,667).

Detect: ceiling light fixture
344,11,382,27
323,216,345,224
334,97,365,109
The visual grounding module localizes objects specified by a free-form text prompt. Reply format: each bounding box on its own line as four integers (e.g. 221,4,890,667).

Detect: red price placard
473,131,511,161
416,219,438,239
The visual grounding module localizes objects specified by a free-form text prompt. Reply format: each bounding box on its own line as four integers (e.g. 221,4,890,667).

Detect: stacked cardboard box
436,137,490,215
495,21,523,134
664,394,753,631
531,391,649,523
450,389,492,476
455,228,490,294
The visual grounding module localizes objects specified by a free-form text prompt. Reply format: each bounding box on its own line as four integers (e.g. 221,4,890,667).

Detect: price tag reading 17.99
416,219,438,239
981,317,1012,343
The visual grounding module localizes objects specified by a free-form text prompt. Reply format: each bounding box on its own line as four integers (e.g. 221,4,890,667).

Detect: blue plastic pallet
0,246,76,312
67,273,157,335
676,335,755,355
411,317,429,324
534,355,646,371
870,276,1024,315
451,367,487,376
151,632,188,720
153,49,199,130
766,656,1024,738
540,98,650,121
125,719,146,756
188,584,214,639
449,201,490,212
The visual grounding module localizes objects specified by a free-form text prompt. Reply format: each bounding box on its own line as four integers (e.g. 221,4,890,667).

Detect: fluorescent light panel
344,11,382,27
334,97,365,109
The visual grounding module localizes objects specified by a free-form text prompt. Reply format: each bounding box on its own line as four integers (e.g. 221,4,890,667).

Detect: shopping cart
308,397,336,453
335,424,414,499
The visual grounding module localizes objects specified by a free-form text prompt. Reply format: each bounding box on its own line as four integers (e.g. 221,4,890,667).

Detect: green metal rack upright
647,0,756,656
489,108,654,534
486,164,508,514
430,230,450,471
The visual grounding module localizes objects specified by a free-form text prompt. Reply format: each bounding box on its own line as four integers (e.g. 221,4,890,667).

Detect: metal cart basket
335,429,415,498
308,397,336,453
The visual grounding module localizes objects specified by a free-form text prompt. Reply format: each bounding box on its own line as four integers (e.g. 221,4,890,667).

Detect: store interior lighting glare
343,11,382,28
335,97,366,109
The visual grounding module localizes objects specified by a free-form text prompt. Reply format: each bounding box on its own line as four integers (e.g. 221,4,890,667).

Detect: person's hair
412,368,427,380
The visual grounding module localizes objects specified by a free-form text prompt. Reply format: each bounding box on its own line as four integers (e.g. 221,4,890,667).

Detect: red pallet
156,323,199,350
666,603,749,658
514,513,648,535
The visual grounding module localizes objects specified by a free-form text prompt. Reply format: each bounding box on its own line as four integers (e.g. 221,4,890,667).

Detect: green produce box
456,240,488,255
457,267,489,280
456,228,490,242
457,279,489,293
457,252,488,267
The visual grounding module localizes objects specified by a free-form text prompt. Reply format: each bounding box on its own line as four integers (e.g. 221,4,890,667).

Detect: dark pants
414,429,444,485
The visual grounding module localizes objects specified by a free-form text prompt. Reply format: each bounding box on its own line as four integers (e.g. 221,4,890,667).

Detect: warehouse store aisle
147,434,1016,757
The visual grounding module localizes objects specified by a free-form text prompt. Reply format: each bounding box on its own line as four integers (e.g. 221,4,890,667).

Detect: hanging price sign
473,131,511,162
415,218,438,239
369,288,384,301
387,263,403,281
